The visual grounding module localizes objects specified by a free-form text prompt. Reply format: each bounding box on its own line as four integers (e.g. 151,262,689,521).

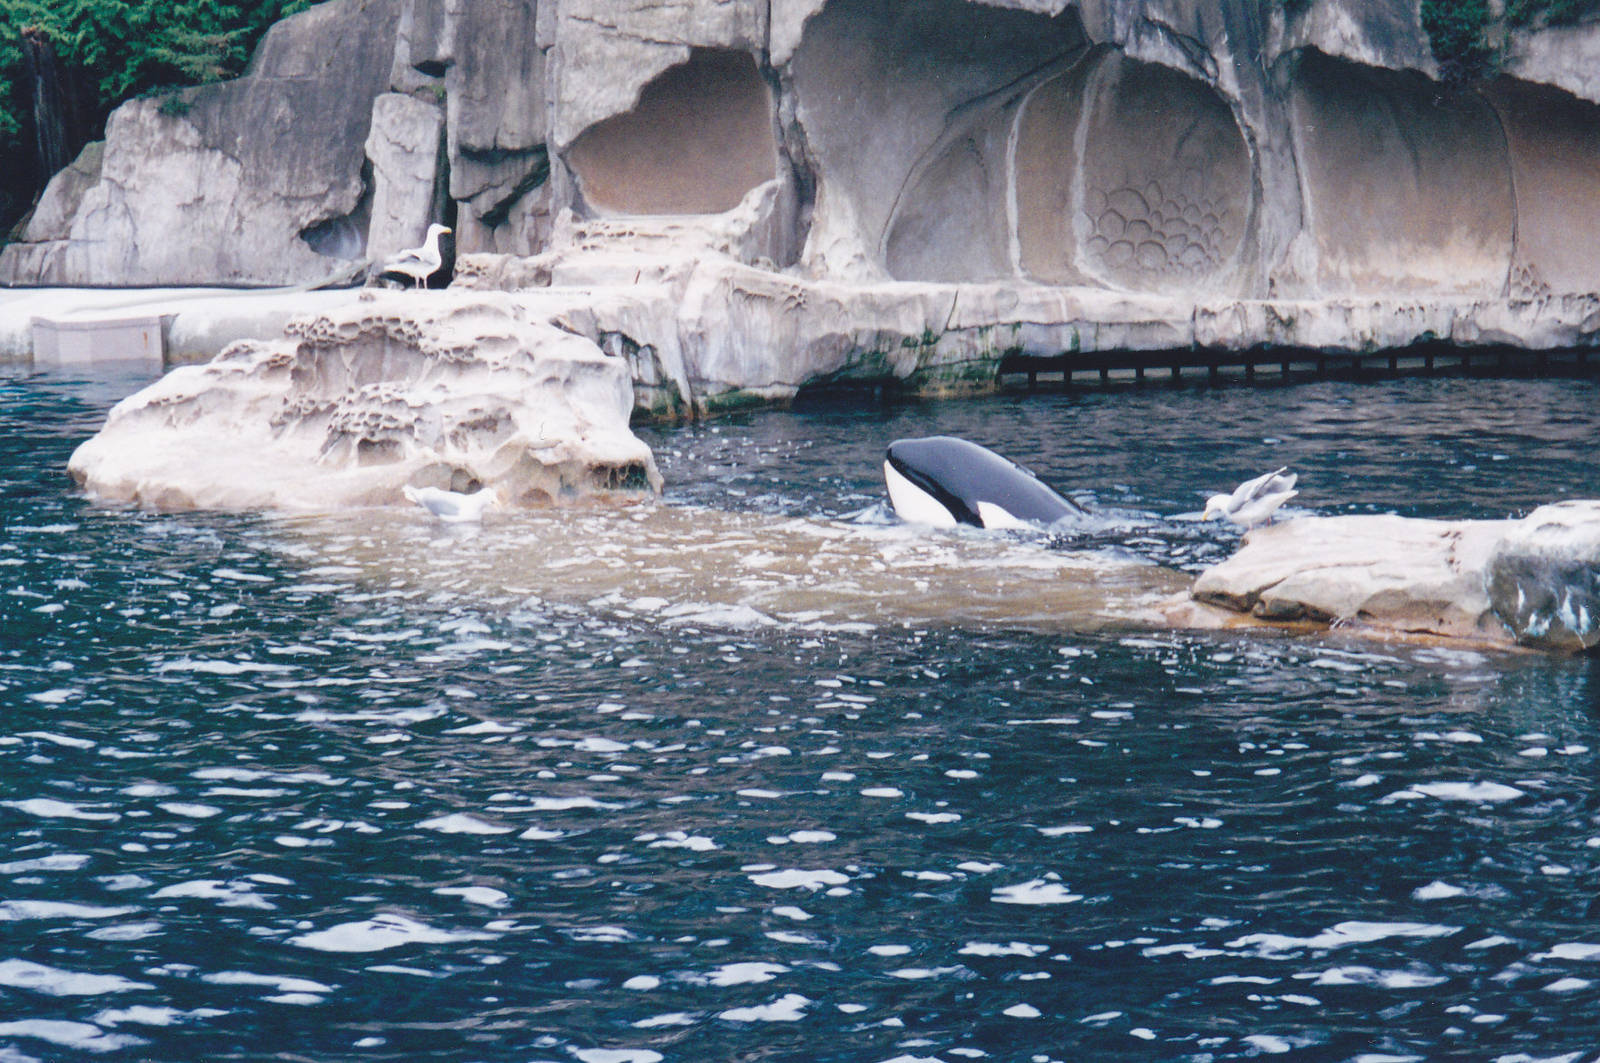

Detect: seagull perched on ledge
380,223,451,289
403,484,499,523
1202,467,1298,529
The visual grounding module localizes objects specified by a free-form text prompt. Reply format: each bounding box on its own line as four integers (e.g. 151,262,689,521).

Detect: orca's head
883,437,988,527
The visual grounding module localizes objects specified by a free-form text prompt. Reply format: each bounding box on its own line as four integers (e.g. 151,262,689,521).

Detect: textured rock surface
1194,508,1600,652
1487,501,1600,653
1191,516,1517,644
9,0,1600,398
364,93,446,266
67,291,661,512
2,0,401,285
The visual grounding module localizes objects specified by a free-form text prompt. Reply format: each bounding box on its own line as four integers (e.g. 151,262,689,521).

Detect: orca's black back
885,436,1082,526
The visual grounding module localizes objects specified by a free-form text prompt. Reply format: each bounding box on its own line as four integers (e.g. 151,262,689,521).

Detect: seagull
380,223,451,289
1202,467,1298,529
402,484,499,523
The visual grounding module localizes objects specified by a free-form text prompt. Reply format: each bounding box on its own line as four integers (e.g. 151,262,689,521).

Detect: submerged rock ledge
1192,503,1600,654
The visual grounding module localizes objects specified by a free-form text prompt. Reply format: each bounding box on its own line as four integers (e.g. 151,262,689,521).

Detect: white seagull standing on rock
381,223,451,289
403,484,500,524
1202,467,1298,529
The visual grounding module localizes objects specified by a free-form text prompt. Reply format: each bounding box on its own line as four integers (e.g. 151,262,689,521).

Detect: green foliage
1421,0,1599,80
156,91,190,118
1505,0,1599,26
0,0,314,230
1420,0,1496,81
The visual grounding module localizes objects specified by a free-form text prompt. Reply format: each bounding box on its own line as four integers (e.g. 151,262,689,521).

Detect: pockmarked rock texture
9,0,1600,308
1191,516,1515,643
1194,509,1600,652
67,292,661,513
1487,501,1600,653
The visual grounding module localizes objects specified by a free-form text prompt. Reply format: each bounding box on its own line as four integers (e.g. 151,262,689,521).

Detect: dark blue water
4,368,1600,1061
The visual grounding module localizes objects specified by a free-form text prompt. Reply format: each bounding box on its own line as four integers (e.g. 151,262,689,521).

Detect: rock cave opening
565,48,779,216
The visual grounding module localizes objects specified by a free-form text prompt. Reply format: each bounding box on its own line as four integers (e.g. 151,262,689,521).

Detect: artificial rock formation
1192,508,1600,652
8,0,1600,415
1486,501,1600,652
67,291,661,512
8,0,1600,299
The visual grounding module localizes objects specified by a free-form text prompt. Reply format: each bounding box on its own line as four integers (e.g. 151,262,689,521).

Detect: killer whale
883,436,1084,530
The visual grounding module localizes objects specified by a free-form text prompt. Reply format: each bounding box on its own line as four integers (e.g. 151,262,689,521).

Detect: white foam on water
860,787,903,798
1038,825,1093,836
193,767,342,786
0,960,152,996
86,922,163,942
158,803,222,819
906,812,961,824
717,993,810,1022
124,784,177,798
91,1005,220,1027
1413,881,1466,901
1386,782,1525,804
0,853,91,874
155,658,294,675
992,880,1083,906
444,721,520,735
3,799,119,822
289,913,496,953
661,603,776,629
1314,966,1448,988
703,962,788,987
417,814,513,835
203,971,334,994
519,828,567,841
212,568,273,583
869,945,911,957
1532,943,1600,962
574,737,630,753
1545,977,1592,993
1242,1035,1294,1054
151,880,275,910
0,1019,146,1054
771,906,812,921
785,830,836,844
25,688,82,705
294,705,445,725
1003,1003,1041,1019
434,887,510,908
640,831,718,851
749,869,849,890
960,942,1046,957
1228,921,1460,956
17,732,94,750
0,901,137,921
622,975,661,990
524,797,621,812
571,1049,664,1063
889,966,965,980
766,931,823,946
563,926,635,944
632,1012,697,1028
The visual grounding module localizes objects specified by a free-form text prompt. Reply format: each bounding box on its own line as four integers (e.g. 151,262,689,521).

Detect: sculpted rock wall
3,0,401,285
7,0,1600,323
